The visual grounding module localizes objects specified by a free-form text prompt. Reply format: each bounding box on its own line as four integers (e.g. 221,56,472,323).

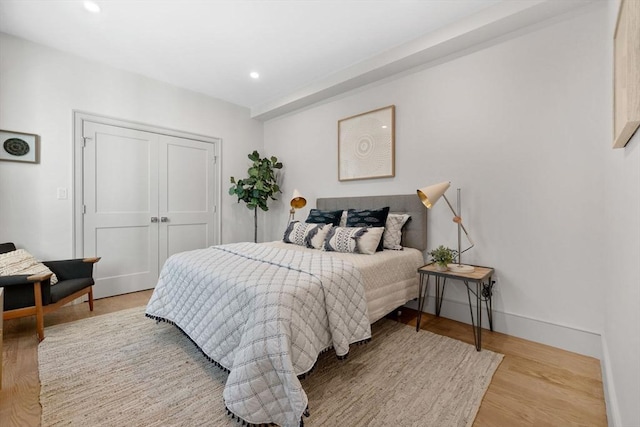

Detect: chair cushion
50,278,94,304
0,249,58,285
3,278,52,310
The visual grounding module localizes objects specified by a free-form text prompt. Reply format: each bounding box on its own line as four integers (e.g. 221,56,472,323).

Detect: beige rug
39,306,503,426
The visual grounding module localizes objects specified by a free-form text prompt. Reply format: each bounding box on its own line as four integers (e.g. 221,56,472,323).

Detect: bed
145,194,426,427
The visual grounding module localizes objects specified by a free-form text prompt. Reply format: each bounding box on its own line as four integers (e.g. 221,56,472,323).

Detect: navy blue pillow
346,207,390,251
305,209,343,226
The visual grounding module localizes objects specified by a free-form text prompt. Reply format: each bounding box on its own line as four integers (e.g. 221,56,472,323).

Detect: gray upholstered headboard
317,194,427,251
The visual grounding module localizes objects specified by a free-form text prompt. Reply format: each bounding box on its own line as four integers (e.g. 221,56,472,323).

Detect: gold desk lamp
288,189,307,223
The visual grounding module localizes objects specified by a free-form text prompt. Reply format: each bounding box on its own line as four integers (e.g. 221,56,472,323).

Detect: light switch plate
57,187,68,200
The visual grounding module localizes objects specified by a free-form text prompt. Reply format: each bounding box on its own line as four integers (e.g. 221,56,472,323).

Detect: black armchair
0,242,100,341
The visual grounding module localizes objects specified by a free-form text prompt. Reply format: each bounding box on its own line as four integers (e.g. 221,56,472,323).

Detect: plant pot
435,263,448,272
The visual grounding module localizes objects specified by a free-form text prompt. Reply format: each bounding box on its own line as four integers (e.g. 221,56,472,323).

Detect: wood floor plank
1,291,607,426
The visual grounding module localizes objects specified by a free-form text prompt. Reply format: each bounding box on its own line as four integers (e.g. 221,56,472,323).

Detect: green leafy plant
428,245,458,267
229,150,283,242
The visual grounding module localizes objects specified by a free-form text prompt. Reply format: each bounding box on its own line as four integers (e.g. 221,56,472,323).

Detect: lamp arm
442,194,475,254
288,207,295,225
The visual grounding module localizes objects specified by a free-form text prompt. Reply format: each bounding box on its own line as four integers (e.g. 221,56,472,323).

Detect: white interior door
81,119,219,299
83,122,160,299
158,135,215,268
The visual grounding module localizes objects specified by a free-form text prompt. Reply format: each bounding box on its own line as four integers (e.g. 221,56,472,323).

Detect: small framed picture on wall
0,130,39,163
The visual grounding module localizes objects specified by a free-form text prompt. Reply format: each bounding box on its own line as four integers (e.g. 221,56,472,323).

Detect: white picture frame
0,130,39,163
338,105,395,181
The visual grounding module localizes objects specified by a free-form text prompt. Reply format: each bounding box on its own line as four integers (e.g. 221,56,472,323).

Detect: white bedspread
145,242,371,427
265,241,424,322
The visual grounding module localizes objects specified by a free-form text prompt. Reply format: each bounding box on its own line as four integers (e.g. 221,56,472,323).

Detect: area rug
39,306,503,426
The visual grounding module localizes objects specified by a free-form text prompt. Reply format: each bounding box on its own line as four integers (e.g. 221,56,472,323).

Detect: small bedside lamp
417,181,475,273
288,189,307,223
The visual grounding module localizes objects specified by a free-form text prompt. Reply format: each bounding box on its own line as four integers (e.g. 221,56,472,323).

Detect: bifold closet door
82,122,216,299
157,134,215,269
83,122,160,298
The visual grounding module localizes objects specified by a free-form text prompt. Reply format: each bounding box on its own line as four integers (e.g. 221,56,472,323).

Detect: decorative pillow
383,213,411,250
305,209,343,226
323,226,367,253
346,207,390,251
356,226,385,255
283,221,332,249
339,211,347,227
0,248,58,285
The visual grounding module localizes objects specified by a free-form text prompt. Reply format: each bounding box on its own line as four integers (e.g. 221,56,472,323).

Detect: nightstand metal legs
464,277,494,351
416,265,495,351
435,277,447,316
416,273,429,331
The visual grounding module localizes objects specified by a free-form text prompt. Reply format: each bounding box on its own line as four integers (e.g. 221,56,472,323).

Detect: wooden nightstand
417,263,495,351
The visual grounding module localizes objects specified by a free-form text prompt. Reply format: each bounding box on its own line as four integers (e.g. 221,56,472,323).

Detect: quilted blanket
145,242,371,427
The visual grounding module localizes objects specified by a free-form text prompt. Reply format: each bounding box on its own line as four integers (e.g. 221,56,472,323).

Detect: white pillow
283,221,332,249
356,227,385,255
0,248,58,285
323,226,384,255
384,213,411,250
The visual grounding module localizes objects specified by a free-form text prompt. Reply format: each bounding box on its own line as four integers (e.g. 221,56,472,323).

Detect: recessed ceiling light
250,72,260,79
381,125,388,129
84,1,101,13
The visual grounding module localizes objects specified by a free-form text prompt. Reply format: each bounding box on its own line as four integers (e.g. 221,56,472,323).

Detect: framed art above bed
338,105,395,181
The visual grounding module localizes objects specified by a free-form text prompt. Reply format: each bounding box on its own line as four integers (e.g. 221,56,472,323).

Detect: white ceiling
0,0,595,120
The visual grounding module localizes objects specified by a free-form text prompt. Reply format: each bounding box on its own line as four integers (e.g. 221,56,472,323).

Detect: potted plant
428,245,458,271
229,150,283,243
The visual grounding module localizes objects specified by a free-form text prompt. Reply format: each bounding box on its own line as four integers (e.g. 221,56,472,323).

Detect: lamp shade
417,181,450,209
290,189,307,209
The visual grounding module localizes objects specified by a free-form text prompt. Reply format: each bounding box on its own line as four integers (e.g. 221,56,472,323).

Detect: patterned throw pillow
323,226,367,253
383,213,411,250
283,221,332,249
355,227,385,255
0,248,58,285
346,207,390,251
305,209,344,226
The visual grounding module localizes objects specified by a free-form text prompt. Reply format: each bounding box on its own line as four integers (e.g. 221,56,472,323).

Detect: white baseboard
600,335,620,427
404,296,603,359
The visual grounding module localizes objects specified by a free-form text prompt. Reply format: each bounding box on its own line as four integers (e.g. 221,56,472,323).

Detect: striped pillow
323,227,367,253
323,226,383,254
283,221,332,249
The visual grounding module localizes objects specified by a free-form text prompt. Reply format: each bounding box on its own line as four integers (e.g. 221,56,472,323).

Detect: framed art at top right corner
613,0,640,148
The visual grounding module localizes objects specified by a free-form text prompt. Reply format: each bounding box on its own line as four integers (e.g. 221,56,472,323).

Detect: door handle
151,217,158,223
160,217,169,222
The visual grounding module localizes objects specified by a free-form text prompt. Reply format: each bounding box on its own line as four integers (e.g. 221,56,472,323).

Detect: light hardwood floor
0,290,607,426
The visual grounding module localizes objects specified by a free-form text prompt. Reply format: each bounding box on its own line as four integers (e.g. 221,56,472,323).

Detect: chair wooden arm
26,272,53,282
82,257,101,263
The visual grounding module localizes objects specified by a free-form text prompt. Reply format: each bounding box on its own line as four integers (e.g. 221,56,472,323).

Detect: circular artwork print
339,111,393,180
3,138,30,156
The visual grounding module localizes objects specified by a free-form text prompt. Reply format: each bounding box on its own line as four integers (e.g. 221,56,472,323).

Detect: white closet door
83,122,160,299
158,135,215,268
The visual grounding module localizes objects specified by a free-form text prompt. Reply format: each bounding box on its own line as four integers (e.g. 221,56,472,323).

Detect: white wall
264,5,609,358
0,33,263,258
600,0,640,424
602,125,640,427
